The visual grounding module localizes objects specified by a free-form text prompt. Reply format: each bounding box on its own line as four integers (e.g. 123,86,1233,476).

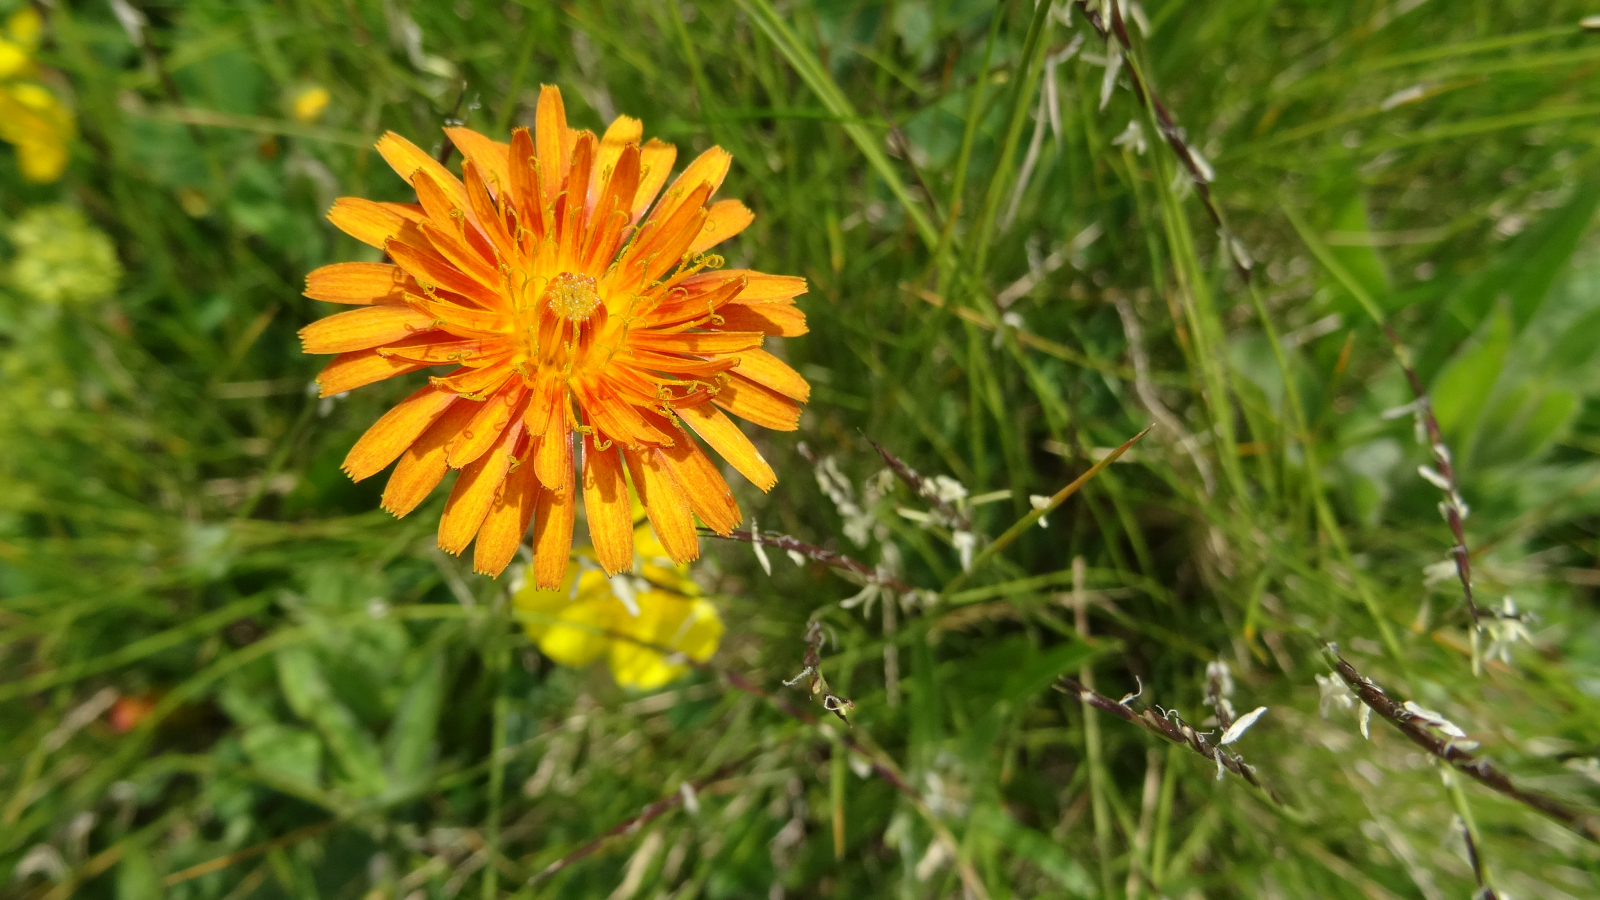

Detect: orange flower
301,86,809,586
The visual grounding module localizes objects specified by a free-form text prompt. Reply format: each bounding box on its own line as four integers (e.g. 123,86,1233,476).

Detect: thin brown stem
705,528,918,595
1055,676,1282,804
1330,651,1600,842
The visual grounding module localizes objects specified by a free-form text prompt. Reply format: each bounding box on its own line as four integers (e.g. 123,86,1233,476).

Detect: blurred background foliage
2,0,1600,898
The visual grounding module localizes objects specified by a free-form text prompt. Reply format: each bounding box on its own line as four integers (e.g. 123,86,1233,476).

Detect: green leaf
116,842,161,900
1326,192,1392,315
1473,383,1578,468
241,723,324,789
1431,305,1510,440
275,647,389,797
1420,173,1600,376
385,653,445,787
1545,305,1600,372
972,803,1094,896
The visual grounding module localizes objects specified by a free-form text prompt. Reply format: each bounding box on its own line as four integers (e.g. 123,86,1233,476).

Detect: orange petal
300,305,437,354
328,197,411,249
523,375,563,438
377,336,497,365
716,300,808,337
558,133,597,265
656,429,741,535
345,385,458,482
628,330,763,354
632,138,679,221
581,143,639,272
677,270,808,305
591,115,643,207
535,86,569,202
473,439,539,576
529,443,576,589
416,219,502,294
376,130,469,211
582,434,634,575
380,398,482,515
623,447,699,564
464,160,518,261
508,127,545,245
689,199,753,254
631,187,712,285
437,416,525,554
316,349,430,397
580,378,677,448
405,292,510,336
644,272,748,328
428,358,516,397
677,402,776,491
648,146,731,227
713,375,800,432
733,348,810,402
447,381,531,468
533,416,573,491
444,127,512,196
305,262,409,305
621,349,741,378
386,240,504,309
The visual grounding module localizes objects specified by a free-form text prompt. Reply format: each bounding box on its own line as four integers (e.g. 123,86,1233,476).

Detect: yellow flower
0,9,73,183
513,524,724,690
0,8,41,80
290,85,331,123
299,85,809,584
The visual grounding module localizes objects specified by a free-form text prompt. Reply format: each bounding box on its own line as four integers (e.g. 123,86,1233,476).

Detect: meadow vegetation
3,0,1600,897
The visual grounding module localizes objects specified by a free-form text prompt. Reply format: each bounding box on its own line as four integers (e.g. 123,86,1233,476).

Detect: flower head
301,86,809,585
514,523,723,690
0,9,74,183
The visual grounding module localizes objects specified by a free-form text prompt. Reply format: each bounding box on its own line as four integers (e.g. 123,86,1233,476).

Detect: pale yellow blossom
513,525,724,690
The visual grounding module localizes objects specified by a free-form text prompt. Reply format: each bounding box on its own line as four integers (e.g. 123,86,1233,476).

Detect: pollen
543,272,601,321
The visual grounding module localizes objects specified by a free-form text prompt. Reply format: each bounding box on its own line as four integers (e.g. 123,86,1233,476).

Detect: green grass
4,0,1600,897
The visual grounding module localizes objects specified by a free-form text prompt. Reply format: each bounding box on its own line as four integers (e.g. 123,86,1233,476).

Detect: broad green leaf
386,653,445,786
275,647,388,797
1545,305,1600,373
1474,384,1578,468
1431,305,1510,440
1420,173,1600,376
241,723,323,789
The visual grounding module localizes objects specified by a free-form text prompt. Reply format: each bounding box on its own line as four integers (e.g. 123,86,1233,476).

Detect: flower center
542,272,601,322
